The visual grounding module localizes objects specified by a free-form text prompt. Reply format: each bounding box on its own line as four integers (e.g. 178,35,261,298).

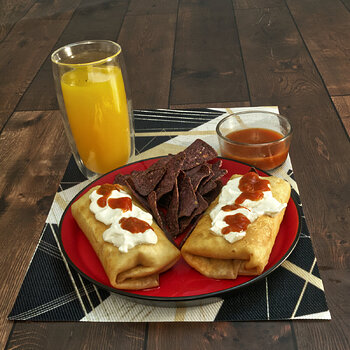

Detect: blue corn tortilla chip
178,171,198,218
165,177,180,237
129,157,169,196
197,160,227,195
198,179,218,195
179,192,208,233
113,140,224,240
179,193,209,247
181,139,217,170
203,181,223,204
124,177,151,211
155,153,185,199
147,190,172,240
114,173,129,186
211,159,228,181
130,167,166,196
185,163,212,191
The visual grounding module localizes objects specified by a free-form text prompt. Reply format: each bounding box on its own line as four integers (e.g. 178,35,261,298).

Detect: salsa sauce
108,197,132,212
96,184,127,209
222,213,251,235
221,128,289,170
119,217,153,234
96,184,153,235
220,172,270,235
236,171,270,204
226,128,282,143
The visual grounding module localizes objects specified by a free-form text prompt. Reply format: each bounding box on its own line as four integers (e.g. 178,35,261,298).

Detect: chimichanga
71,184,180,290
181,172,291,279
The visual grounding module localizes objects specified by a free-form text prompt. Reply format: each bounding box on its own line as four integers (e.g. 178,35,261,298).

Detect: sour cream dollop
210,174,287,243
89,185,158,253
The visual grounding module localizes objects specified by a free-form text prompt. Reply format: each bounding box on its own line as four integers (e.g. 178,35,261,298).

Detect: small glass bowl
216,111,292,170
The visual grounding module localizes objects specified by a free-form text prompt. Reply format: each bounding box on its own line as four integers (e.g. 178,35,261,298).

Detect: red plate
59,157,301,306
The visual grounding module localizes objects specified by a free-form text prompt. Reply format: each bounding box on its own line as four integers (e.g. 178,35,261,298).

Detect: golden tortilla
181,175,291,279
71,185,180,290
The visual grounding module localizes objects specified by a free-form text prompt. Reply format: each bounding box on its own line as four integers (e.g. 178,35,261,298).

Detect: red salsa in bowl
216,111,292,170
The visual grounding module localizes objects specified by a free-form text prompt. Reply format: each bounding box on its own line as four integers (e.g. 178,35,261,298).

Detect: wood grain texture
127,0,178,15
0,0,36,41
6,322,146,350
0,0,80,129
286,0,350,96
235,6,323,107
170,0,249,106
332,95,350,136
147,322,296,349
233,0,284,9
235,4,350,349
17,0,130,112
24,0,80,20
340,0,350,11
117,6,178,109
170,101,251,109
0,111,70,349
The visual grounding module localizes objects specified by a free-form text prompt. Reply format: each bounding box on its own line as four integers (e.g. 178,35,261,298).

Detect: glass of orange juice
51,40,135,179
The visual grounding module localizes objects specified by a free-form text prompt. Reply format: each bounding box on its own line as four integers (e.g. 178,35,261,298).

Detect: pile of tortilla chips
114,139,227,241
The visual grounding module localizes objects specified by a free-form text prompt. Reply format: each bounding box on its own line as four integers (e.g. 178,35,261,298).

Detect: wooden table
1,0,349,349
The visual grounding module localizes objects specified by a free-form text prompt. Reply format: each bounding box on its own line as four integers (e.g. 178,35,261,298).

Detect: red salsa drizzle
222,213,251,235
108,197,132,212
221,172,270,234
96,184,131,210
97,197,108,208
119,217,153,234
235,172,270,205
222,203,242,211
97,183,121,196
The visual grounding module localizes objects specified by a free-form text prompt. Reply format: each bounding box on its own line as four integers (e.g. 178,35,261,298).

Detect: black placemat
9,108,330,322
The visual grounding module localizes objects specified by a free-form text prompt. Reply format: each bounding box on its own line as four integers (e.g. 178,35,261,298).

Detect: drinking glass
51,40,135,179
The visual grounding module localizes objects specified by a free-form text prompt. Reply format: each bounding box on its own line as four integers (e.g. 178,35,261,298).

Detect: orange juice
61,66,131,174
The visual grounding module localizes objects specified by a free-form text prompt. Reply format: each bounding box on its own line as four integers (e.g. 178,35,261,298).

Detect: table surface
1,0,349,349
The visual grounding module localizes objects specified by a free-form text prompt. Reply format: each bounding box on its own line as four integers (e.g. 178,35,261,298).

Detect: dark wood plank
233,0,284,9
147,322,296,349
24,0,80,20
340,0,350,11
332,95,350,135
170,0,249,106
17,0,130,112
0,0,36,41
170,101,251,109
0,111,70,348
117,2,178,109
0,0,80,129
127,0,178,15
235,5,350,349
6,322,146,350
286,0,350,96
